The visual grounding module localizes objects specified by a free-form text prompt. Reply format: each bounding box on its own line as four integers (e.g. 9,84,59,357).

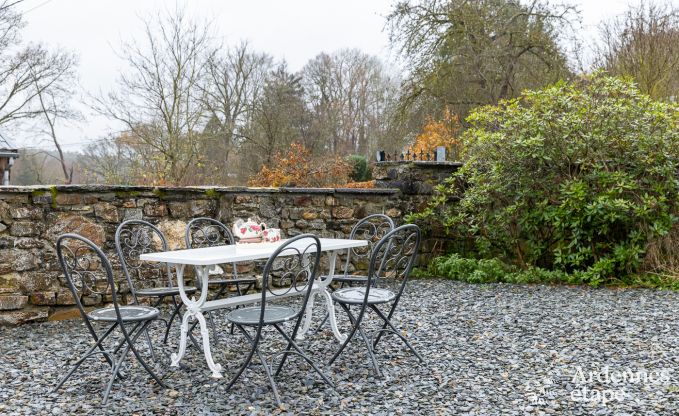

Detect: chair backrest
185,217,238,278
185,217,235,248
56,233,123,325
366,224,421,299
343,214,395,278
257,234,321,335
115,219,172,303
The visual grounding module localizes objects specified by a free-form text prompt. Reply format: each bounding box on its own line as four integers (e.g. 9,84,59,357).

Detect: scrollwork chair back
57,233,119,325
343,214,395,279
115,220,173,303
258,234,321,333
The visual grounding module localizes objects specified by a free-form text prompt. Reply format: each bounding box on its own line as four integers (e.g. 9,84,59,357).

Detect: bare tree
0,2,78,129
596,2,679,100
302,49,399,155
81,136,134,184
93,7,210,185
239,63,309,176
201,41,272,182
30,49,79,183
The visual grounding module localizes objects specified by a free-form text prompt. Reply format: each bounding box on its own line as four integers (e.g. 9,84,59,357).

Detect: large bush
416,74,679,284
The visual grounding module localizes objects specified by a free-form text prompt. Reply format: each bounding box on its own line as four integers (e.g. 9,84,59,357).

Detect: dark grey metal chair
223,234,334,406
328,224,424,377
53,234,166,404
115,219,197,348
314,214,394,332
185,217,257,341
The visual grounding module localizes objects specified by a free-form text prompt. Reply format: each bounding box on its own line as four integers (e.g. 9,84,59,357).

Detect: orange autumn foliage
249,143,353,187
342,180,376,189
409,108,462,158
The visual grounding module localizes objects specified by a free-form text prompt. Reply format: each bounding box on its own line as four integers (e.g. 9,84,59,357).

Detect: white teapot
232,218,267,240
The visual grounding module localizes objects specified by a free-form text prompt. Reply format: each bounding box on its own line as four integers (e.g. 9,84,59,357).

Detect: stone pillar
373,161,462,194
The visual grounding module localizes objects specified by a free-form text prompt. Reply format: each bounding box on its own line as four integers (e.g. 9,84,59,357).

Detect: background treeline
8,0,679,186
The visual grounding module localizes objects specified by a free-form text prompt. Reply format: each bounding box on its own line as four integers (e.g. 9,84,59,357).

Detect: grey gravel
2,279,679,415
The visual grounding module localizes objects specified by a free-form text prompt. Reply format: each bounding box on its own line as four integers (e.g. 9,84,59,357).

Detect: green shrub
414,73,679,284
430,254,509,283
426,253,570,285
346,155,371,182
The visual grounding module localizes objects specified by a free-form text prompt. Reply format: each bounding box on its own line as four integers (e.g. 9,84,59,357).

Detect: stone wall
0,161,460,325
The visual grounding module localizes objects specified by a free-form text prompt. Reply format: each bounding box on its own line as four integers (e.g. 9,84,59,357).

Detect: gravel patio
2,278,679,415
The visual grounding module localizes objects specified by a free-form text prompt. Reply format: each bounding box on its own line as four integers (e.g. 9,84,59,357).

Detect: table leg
170,311,189,367
169,264,223,378
323,287,347,342
298,291,317,340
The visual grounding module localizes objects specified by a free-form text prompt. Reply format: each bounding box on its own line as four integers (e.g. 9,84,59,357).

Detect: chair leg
273,345,292,378
143,325,156,361
127,321,168,388
114,320,155,361
329,303,381,377
328,303,361,367
254,343,281,406
163,296,179,344
273,324,334,388
357,325,381,377
313,312,330,335
53,323,118,393
102,342,131,405
370,305,424,363
224,325,259,392
114,321,141,353
228,324,281,405
372,298,402,348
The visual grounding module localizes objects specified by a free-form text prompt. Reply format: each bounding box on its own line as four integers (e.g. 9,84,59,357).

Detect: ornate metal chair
223,234,334,406
328,224,424,377
314,214,394,332
53,234,166,404
115,219,197,348
185,217,257,341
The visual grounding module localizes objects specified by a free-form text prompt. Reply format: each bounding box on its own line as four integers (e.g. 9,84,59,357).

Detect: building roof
0,148,19,158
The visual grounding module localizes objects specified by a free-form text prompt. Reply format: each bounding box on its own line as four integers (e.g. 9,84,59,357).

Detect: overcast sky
13,0,661,150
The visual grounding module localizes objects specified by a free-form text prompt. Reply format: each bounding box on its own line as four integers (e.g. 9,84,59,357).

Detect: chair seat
322,274,368,285
226,306,298,326
332,287,396,305
136,286,197,297
88,305,160,322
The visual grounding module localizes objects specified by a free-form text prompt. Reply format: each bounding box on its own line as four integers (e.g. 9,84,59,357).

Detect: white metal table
140,237,367,378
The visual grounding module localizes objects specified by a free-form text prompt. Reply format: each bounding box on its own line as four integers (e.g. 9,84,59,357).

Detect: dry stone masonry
0,161,460,325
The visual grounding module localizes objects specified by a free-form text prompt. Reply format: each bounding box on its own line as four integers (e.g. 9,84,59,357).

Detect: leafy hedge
413,74,679,285
417,253,679,289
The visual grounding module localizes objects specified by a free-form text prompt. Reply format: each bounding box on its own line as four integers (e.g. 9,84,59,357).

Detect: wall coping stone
0,184,401,195
334,188,398,194
375,161,463,168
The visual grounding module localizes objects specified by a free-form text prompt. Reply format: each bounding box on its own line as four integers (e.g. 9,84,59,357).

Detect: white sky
12,0,664,150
